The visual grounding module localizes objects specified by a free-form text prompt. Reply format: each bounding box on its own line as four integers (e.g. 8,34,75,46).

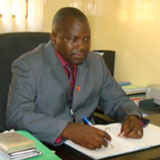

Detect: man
6,7,143,150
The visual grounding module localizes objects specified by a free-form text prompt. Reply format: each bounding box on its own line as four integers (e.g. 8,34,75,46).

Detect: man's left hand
119,115,143,138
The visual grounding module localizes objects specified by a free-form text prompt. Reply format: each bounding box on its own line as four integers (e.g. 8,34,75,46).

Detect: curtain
0,0,44,33
27,0,44,31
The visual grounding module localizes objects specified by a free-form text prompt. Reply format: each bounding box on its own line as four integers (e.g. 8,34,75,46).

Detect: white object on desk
145,84,160,105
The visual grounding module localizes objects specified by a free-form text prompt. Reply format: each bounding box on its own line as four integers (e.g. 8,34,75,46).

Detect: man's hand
119,115,143,138
60,122,111,150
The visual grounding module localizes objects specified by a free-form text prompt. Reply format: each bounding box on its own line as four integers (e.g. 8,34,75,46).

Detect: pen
82,115,114,148
82,115,93,126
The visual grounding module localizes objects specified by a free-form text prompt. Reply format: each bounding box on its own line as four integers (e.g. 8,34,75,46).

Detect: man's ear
50,32,56,46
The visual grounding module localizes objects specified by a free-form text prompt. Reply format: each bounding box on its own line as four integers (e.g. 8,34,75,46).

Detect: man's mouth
72,53,85,59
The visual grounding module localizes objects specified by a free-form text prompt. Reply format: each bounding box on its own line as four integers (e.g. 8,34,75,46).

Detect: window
0,0,43,32
0,0,28,18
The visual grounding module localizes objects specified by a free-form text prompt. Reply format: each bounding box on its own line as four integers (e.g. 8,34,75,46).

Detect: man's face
51,17,91,65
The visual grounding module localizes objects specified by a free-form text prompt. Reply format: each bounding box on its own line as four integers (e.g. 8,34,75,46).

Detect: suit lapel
72,60,88,108
43,41,70,98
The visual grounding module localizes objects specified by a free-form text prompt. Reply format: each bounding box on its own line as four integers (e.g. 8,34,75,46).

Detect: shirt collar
54,47,77,69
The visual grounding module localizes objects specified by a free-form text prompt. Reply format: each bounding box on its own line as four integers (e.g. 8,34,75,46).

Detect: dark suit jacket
6,41,141,145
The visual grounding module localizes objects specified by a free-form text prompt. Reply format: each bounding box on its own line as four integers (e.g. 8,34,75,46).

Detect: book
129,94,145,105
0,131,43,160
64,123,160,160
122,84,147,95
0,131,36,154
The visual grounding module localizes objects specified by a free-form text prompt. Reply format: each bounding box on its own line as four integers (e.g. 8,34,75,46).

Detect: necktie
65,64,75,93
64,64,75,122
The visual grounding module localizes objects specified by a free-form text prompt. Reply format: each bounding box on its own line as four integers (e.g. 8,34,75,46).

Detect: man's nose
77,39,85,50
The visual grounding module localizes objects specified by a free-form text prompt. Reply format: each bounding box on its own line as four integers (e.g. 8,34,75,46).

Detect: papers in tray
65,123,160,160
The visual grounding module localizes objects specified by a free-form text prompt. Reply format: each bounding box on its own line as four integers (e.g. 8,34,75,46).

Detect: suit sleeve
6,59,69,145
98,56,142,122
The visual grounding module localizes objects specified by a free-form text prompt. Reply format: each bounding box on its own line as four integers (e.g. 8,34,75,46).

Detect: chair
0,32,115,132
93,50,116,124
0,32,50,132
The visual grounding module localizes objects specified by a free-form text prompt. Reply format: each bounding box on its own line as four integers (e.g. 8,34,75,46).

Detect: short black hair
52,7,88,32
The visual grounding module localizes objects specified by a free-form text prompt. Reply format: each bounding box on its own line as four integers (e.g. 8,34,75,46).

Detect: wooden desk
46,114,160,160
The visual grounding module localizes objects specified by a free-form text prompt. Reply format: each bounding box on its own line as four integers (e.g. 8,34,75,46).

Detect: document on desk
64,123,160,160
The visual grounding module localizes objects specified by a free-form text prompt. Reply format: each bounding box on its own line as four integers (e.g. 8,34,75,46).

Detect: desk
46,114,160,160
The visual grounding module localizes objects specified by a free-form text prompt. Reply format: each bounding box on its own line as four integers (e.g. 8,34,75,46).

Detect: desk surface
46,114,160,160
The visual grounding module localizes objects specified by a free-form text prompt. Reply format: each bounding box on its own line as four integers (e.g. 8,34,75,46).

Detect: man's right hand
60,122,111,150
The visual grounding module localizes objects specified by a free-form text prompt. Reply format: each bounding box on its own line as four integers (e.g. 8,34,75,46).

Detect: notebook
64,123,160,160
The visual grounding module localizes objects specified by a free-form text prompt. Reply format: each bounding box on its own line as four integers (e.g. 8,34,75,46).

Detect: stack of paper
122,84,147,95
0,131,42,160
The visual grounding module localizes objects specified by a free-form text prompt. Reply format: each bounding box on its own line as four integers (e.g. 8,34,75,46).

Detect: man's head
51,7,91,65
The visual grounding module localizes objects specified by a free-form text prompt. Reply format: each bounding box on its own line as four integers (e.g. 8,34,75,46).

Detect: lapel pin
76,85,81,92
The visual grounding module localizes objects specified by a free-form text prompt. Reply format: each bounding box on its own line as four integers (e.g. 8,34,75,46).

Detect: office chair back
0,32,50,132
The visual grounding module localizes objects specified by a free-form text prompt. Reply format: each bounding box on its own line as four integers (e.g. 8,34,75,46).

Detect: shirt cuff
138,117,150,127
55,137,62,144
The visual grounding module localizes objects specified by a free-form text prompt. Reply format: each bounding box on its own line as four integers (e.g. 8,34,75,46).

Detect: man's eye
73,37,79,42
84,37,90,42
65,37,78,42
